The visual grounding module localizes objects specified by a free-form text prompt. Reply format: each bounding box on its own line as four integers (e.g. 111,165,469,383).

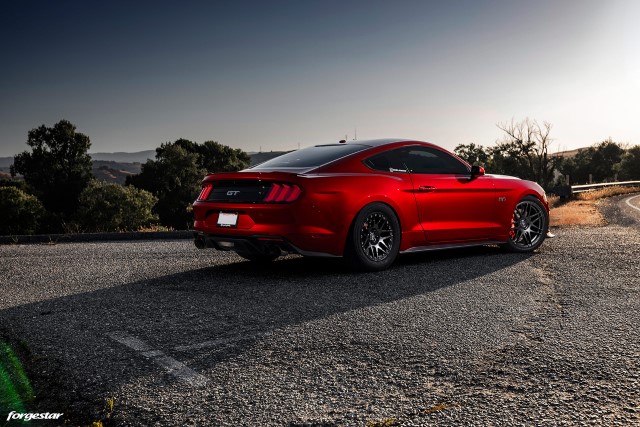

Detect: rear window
251,144,368,170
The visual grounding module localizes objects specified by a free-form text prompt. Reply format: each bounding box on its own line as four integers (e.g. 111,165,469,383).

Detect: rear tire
501,195,548,252
345,203,401,271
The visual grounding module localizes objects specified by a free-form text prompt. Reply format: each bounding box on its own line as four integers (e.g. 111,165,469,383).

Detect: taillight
197,183,213,201
263,183,302,203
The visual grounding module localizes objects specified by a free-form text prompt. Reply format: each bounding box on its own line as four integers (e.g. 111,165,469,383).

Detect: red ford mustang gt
193,139,549,271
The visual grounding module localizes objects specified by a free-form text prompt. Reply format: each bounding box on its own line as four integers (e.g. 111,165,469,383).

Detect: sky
1,0,639,157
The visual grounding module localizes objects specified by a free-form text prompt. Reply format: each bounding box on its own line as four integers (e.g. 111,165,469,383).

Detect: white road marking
109,333,152,351
108,332,207,387
625,194,640,212
154,356,208,387
173,331,272,352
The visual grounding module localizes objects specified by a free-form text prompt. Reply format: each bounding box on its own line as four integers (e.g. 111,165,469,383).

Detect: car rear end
192,142,378,259
193,171,305,255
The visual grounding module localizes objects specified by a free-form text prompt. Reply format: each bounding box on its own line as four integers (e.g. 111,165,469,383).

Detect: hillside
92,160,142,185
550,148,583,158
90,150,155,163
0,150,290,183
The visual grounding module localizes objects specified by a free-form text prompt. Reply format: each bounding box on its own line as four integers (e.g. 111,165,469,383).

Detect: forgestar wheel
502,195,548,252
346,203,400,271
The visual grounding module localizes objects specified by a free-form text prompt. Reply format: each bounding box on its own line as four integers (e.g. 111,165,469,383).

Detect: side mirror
471,165,485,176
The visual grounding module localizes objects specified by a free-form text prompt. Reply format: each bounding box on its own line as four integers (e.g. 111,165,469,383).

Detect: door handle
418,186,436,192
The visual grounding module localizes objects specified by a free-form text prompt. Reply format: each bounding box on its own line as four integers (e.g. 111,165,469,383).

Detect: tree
10,120,93,226
590,139,624,182
616,145,640,181
454,143,489,166
559,139,625,184
0,187,45,235
157,139,251,172
496,118,556,188
486,142,532,178
197,140,251,172
127,139,250,229
75,181,158,232
127,144,202,229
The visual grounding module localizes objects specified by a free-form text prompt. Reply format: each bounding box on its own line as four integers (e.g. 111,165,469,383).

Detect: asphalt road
0,198,639,426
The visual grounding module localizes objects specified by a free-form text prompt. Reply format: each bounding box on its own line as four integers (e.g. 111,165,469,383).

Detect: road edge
0,230,194,245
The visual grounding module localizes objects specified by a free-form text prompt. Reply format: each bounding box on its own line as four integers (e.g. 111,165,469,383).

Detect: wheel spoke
508,200,546,249
359,211,395,261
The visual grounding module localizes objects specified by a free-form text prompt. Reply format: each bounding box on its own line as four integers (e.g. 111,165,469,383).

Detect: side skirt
401,240,505,254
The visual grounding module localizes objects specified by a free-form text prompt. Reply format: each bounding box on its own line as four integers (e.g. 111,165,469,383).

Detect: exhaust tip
194,237,206,249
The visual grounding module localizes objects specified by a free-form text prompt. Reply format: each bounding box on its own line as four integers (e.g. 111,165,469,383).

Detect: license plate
217,212,238,227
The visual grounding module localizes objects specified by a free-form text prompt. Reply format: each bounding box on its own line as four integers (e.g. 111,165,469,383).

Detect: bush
0,187,45,235
127,139,250,229
75,181,158,232
616,146,640,181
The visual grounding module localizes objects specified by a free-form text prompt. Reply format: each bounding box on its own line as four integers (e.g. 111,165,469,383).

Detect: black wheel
345,203,401,271
235,250,280,263
501,195,548,252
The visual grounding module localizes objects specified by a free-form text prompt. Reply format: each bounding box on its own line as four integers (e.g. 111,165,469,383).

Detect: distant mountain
92,160,142,185
0,157,13,168
89,150,155,163
550,148,583,158
1,150,291,183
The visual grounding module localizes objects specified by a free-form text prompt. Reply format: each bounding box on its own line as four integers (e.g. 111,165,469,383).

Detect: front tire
501,195,548,252
345,203,401,271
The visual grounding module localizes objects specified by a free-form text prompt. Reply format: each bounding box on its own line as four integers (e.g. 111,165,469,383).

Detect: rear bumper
193,232,340,258
192,198,349,256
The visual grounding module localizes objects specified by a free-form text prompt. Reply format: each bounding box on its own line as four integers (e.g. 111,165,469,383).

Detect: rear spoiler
201,171,300,184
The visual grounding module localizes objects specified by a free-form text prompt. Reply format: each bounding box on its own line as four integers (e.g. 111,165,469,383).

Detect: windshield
250,144,369,170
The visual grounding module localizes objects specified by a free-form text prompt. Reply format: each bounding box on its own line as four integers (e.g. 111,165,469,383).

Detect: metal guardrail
571,180,640,194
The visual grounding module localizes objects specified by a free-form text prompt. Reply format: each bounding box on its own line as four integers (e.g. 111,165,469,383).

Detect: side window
398,147,469,174
363,151,408,173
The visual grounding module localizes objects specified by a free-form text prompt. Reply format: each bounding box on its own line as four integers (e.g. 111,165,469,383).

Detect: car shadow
0,244,532,422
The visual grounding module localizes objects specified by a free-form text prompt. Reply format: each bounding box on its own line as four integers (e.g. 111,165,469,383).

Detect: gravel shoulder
0,213,638,425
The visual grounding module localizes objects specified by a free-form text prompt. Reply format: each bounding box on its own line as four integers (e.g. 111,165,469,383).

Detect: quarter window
363,150,408,172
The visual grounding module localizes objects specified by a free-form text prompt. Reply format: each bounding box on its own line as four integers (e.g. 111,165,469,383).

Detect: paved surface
0,200,639,426
599,193,640,228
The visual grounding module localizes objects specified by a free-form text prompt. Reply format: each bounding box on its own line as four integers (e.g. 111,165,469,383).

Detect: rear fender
300,173,422,254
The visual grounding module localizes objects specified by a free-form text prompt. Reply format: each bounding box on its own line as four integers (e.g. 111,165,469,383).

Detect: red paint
192,140,549,257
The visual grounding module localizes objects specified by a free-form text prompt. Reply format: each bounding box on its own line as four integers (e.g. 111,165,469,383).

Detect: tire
235,250,280,263
501,195,548,253
345,203,401,271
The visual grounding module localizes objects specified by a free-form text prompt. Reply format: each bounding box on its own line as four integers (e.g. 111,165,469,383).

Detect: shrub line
0,230,194,245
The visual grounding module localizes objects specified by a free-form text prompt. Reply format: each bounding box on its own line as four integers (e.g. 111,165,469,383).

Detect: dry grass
547,194,560,209
550,200,606,227
136,224,174,232
550,185,640,227
575,185,640,201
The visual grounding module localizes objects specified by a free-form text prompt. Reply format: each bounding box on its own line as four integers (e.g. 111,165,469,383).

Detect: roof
334,138,420,147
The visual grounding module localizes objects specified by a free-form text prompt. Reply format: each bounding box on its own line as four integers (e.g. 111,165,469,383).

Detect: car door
396,146,498,243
